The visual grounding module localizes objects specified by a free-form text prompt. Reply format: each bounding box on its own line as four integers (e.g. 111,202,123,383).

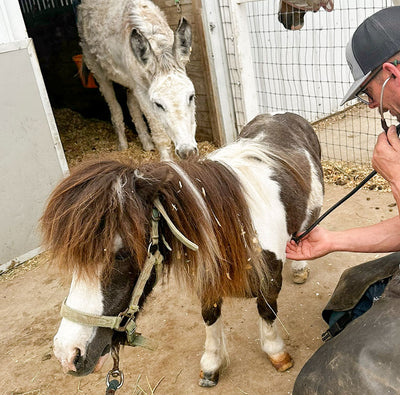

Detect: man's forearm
330,215,400,253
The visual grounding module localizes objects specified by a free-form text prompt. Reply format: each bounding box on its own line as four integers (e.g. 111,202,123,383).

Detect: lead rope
105,344,124,394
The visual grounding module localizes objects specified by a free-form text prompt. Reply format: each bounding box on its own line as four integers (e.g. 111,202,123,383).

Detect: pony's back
209,112,324,259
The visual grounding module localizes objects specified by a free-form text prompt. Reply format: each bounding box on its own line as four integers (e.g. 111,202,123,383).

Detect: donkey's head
130,18,197,159
278,1,306,30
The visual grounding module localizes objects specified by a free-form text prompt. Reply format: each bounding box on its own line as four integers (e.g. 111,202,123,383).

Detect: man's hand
372,126,400,183
286,226,333,261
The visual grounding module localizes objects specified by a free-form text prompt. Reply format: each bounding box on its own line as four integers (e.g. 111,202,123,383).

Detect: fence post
230,0,259,127
198,0,238,144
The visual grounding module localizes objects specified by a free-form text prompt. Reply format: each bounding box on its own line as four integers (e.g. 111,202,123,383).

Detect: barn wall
0,0,68,272
152,0,222,144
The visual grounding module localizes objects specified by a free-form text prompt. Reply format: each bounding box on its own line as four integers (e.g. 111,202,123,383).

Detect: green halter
59,198,198,348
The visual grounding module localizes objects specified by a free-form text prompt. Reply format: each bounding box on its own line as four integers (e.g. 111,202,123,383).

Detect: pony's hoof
292,267,310,284
268,352,293,372
199,370,219,387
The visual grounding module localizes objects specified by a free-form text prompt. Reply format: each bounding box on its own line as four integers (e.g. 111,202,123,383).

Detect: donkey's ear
173,17,192,66
130,29,154,66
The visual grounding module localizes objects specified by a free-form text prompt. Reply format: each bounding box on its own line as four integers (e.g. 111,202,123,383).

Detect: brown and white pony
278,0,334,30
41,113,324,387
77,0,197,159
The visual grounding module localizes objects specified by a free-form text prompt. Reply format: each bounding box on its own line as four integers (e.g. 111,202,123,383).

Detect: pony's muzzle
175,144,198,159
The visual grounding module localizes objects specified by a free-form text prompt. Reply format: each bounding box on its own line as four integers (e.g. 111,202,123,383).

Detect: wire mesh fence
219,0,397,164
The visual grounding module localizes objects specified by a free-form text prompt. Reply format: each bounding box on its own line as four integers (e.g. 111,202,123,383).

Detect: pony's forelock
40,160,149,279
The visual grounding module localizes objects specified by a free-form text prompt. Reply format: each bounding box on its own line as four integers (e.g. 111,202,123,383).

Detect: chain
105,344,124,394
175,0,182,14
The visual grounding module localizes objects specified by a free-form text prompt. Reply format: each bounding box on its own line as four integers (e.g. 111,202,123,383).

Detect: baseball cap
341,6,400,106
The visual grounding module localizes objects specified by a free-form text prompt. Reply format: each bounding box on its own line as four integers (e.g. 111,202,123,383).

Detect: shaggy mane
41,157,269,305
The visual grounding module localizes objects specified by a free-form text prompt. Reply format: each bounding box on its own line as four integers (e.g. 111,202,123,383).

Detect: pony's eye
189,94,195,103
154,102,165,111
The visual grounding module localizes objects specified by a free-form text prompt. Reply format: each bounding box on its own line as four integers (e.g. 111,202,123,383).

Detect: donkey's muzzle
176,144,199,159
278,11,305,30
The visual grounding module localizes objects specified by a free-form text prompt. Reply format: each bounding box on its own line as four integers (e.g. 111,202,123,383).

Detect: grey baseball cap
341,6,400,106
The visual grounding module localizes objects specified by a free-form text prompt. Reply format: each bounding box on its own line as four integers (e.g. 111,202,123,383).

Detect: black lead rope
292,169,377,244
292,123,400,244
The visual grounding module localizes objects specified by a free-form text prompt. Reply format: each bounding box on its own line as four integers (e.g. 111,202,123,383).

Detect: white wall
0,1,68,272
0,0,28,43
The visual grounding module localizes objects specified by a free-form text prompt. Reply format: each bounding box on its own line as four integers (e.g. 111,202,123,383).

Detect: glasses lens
356,92,370,105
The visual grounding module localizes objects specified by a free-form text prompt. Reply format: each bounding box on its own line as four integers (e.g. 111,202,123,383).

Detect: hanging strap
154,198,199,251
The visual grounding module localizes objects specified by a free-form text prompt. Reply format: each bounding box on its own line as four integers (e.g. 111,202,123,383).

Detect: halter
58,198,199,391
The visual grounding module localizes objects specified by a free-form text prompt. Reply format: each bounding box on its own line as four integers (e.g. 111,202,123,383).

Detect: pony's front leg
257,257,293,372
97,78,128,151
126,90,155,152
199,300,228,387
291,259,310,284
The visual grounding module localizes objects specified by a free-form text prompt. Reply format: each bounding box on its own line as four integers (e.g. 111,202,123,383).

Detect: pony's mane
156,159,268,304
41,158,269,305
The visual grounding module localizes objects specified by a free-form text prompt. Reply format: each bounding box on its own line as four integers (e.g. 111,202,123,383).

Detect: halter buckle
115,307,138,332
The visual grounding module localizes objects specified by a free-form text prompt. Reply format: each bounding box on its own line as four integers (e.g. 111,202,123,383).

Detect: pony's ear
173,17,192,66
130,28,155,66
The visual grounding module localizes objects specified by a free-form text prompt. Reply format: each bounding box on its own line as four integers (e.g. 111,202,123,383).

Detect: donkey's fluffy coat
77,0,197,159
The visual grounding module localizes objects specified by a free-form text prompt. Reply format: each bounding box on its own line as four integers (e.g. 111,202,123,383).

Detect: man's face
359,66,400,122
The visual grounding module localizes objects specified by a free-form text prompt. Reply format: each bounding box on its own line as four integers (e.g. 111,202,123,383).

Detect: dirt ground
1,111,397,394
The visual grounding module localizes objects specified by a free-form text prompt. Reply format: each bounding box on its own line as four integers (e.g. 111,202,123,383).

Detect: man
286,6,400,394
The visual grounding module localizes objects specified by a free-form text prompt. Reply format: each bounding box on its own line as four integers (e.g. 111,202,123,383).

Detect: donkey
77,0,197,159
41,112,324,387
278,0,334,30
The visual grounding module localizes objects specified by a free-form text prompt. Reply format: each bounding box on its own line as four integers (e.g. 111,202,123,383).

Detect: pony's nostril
73,348,82,370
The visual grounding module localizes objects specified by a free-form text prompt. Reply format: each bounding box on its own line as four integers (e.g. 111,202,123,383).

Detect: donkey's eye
189,94,195,103
154,102,165,111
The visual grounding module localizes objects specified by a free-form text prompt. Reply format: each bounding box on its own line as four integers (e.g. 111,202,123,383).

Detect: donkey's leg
199,300,228,387
291,259,310,284
97,78,128,151
257,255,293,372
145,116,173,161
126,90,155,151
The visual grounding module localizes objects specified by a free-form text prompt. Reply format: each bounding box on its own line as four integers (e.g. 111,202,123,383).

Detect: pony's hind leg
291,259,310,284
126,90,155,152
97,77,128,150
257,257,293,372
199,300,228,387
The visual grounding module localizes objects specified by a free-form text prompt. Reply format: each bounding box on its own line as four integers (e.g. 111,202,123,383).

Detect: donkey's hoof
292,267,310,284
118,141,129,151
142,140,155,152
268,352,293,372
199,370,219,387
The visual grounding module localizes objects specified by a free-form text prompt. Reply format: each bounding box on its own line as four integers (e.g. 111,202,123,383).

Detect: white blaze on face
53,271,104,373
149,72,197,148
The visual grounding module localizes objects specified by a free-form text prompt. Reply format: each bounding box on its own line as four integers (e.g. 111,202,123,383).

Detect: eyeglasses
356,60,399,105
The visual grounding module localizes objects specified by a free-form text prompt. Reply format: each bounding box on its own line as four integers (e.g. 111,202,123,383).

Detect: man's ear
383,61,400,80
